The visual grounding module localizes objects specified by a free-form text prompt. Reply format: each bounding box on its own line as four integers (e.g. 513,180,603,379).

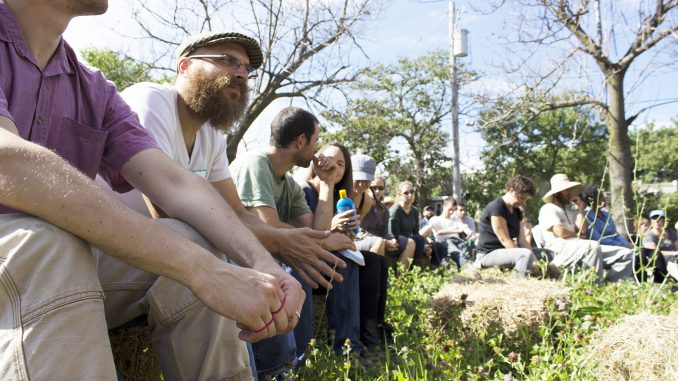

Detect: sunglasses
370,186,385,191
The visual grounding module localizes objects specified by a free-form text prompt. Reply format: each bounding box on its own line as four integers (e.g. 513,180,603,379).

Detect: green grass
290,266,678,381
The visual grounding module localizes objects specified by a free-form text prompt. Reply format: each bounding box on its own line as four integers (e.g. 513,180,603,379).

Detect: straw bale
588,312,678,381
429,269,569,338
109,326,162,381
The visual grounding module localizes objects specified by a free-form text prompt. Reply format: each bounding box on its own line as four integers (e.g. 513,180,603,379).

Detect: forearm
312,182,334,230
0,137,220,288
123,152,281,275
418,224,433,237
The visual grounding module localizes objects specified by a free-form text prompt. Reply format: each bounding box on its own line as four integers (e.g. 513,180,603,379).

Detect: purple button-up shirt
0,2,158,214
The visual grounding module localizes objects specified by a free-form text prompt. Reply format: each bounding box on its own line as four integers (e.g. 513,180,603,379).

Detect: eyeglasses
187,54,258,78
370,186,384,191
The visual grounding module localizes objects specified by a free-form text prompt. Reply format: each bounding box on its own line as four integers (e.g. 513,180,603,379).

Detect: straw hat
542,174,584,203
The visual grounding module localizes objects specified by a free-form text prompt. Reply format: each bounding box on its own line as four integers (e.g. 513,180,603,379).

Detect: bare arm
490,216,519,249
552,225,579,239
121,149,308,335
0,127,286,341
248,205,349,288
516,220,532,249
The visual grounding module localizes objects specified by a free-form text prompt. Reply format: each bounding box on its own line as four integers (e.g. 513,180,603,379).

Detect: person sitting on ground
419,198,472,269
299,143,370,355
538,174,633,282
0,2,301,379
230,107,360,367
109,31,357,378
580,185,664,282
361,175,410,347
475,175,545,277
420,205,435,228
643,210,678,281
347,154,391,351
454,202,477,241
389,181,432,267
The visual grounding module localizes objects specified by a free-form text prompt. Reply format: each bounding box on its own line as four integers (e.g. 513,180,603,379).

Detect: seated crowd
1,4,676,379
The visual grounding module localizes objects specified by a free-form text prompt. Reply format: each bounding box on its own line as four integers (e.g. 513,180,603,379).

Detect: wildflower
507,352,518,362
504,374,515,381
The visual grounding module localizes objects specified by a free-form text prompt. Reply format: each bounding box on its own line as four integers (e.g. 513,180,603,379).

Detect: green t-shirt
388,204,420,238
230,151,310,223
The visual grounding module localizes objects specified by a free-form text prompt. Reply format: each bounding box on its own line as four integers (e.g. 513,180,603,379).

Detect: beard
554,192,570,206
181,69,250,133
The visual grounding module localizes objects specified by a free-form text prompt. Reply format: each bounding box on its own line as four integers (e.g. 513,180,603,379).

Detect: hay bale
588,312,678,381
429,269,569,338
109,326,162,381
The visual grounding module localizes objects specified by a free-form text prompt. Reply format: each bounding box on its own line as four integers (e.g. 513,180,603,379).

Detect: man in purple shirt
0,0,305,380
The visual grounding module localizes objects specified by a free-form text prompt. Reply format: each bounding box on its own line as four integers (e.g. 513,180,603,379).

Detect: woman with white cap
643,209,678,280
538,174,633,282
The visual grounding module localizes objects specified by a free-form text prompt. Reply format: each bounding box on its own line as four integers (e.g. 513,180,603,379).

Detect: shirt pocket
56,118,108,178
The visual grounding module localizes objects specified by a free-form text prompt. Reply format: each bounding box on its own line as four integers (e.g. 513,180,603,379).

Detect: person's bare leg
370,238,386,256
399,239,415,270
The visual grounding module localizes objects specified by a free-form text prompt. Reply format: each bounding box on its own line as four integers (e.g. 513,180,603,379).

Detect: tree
119,0,385,160
631,120,678,183
81,49,169,91
478,0,678,235
322,50,477,210
474,95,609,221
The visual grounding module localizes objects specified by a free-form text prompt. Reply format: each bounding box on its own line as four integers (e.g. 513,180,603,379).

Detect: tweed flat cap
177,31,263,69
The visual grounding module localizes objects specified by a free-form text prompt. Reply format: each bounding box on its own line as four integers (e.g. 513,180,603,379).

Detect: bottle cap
339,189,347,199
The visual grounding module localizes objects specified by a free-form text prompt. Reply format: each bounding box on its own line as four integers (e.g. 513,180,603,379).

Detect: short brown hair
506,175,536,196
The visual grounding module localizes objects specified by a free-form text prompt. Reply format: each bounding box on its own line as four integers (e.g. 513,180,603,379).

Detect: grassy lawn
292,265,678,381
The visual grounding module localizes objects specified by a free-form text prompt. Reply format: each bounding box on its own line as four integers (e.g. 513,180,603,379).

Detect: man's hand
240,266,305,340
271,227,346,289
312,153,338,183
190,259,289,343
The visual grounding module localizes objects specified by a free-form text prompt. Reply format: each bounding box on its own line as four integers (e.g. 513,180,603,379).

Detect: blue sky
64,0,678,171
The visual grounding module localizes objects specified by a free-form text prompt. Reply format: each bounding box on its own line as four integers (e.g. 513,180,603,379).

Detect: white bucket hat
543,173,584,203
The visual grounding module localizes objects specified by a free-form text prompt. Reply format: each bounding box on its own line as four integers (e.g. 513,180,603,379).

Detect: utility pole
449,0,461,203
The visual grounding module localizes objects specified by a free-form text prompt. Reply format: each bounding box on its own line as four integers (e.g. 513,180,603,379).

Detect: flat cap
176,31,263,69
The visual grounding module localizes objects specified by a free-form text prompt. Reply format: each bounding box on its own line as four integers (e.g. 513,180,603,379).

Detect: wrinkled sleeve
98,82,159,193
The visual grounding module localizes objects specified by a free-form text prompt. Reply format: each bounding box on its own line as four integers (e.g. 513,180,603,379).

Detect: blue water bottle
336,189,359,234
335,189,365,266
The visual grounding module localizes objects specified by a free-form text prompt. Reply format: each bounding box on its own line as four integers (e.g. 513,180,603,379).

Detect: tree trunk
604,70,635,236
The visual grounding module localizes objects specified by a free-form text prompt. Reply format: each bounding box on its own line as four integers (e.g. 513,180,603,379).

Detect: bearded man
113,32,352,291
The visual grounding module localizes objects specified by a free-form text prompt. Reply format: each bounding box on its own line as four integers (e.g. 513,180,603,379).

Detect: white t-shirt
122,82,231,182
105,83,232,216
538,202,577,244
427,215,465,241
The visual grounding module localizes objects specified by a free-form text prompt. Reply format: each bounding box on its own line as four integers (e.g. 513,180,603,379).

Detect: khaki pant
0,214,251,381
545,237,634,282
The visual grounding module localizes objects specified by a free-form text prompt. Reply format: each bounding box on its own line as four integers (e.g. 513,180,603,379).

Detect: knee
406,239,415,251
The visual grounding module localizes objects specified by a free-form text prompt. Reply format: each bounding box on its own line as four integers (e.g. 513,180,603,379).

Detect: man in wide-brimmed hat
537,174,633,282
